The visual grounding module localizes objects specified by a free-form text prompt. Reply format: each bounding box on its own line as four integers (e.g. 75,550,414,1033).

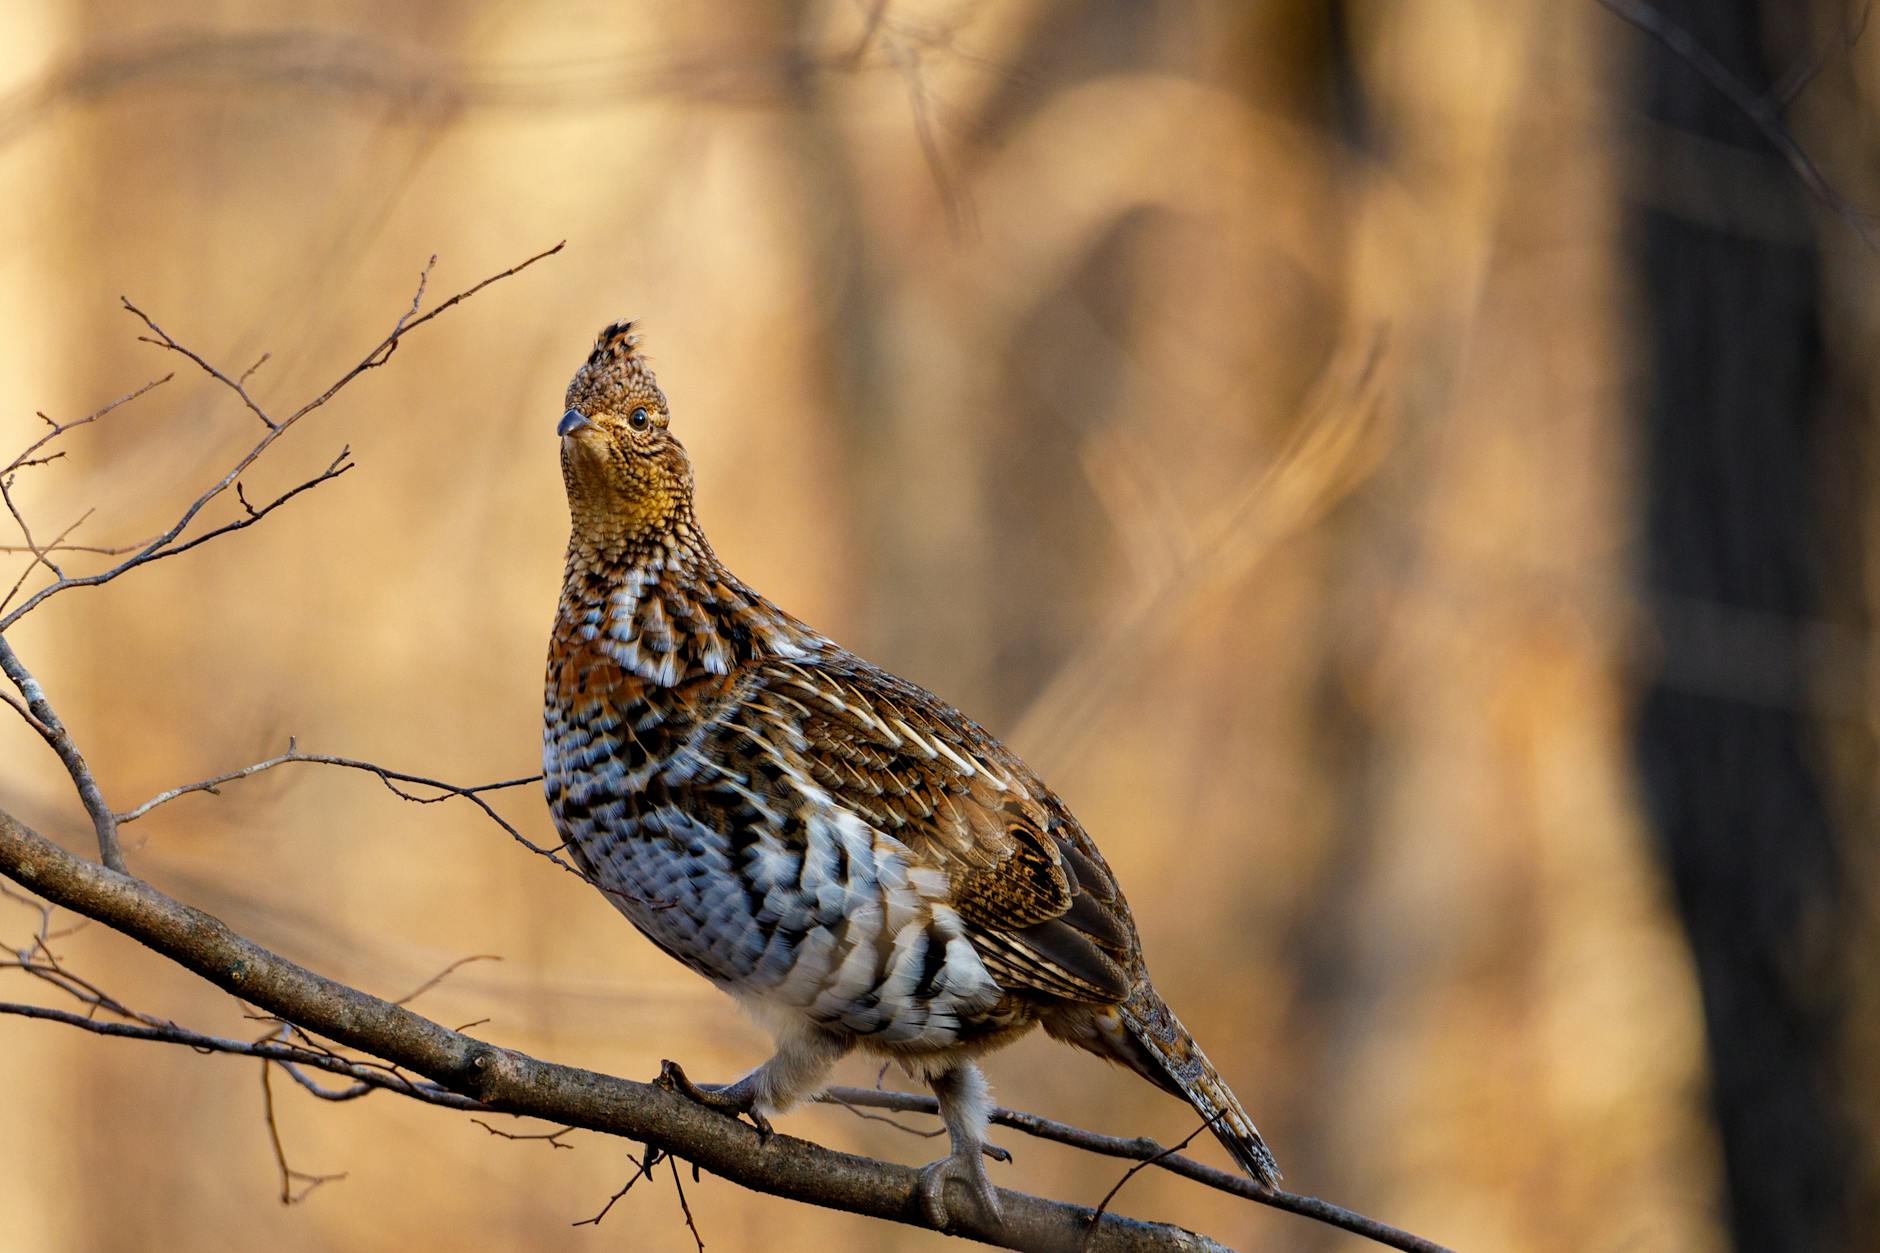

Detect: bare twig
670,1152,707,1252
0,537,156,556
110,739,622,897
820,1086,1452,1253
128,305,279,428
0,244,561,631
0,685,49,737
115,742,538,824
2,374,172,478
0,637,123,869
575,1152,654,1227
1081,1120,1216,1253
395,953,501,1007
0,1001,485,1111
472,1118,577,1149
1597,0,1880,251
261,1057,348,1203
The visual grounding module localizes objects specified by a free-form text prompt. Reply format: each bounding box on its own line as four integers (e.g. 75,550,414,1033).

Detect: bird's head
557,320,694,548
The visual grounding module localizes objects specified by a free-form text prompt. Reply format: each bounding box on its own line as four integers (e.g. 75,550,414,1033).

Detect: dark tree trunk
1625,4,1854,1250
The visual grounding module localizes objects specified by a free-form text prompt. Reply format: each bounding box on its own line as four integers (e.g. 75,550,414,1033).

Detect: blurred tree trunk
1625,4,1855,1250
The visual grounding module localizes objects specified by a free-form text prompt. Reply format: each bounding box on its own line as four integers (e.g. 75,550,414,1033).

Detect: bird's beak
558,408,594,437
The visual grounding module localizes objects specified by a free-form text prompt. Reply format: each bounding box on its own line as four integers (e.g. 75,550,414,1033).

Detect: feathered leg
663,1022,850,1135
916,1060,1008,1227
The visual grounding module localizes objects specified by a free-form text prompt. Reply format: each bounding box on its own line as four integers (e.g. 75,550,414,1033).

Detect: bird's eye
628,407,650,430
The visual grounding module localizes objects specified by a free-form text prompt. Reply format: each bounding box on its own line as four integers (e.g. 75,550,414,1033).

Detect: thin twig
1597,0,1880,251
128,307,279,429
1081,1120,1216,1253
395,953,501,1007
112,740,647,902
669,1153,706,1252
472,1118,578,1149
0,244,562,632
260,1057,347,1203
0,1001,486,1111
1,374,172,478
0,537,159,556
820,1086,1451,1253
574,1152,654,1227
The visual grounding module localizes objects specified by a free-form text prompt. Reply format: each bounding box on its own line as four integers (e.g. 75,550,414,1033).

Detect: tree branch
1597,0,1880,251
0,242,562,632
0,805,1250,1253
818,1088,1451,1253
0,637,124,869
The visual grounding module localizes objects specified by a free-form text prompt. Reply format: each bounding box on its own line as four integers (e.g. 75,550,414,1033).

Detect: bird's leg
660,1024,849,1139
916,1060,1005,1228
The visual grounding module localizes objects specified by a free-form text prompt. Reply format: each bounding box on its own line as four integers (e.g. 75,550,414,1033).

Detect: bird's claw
917,1146,1004,1229
656,1059,774,1139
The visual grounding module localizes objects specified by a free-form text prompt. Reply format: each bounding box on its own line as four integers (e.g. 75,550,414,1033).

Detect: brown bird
544,321,1278,1225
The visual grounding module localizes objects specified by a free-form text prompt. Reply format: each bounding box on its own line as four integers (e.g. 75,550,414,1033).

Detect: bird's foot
916,1143,1004,1229
656,1059,774,1139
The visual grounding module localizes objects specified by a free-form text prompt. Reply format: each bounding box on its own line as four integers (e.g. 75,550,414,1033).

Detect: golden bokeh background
0,3,1873,1251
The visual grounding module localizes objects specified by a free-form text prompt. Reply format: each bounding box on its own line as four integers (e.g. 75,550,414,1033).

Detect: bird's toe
916,1149,1003,1229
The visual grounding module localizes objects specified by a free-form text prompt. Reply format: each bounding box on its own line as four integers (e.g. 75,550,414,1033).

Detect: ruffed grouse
544,322,1278,1225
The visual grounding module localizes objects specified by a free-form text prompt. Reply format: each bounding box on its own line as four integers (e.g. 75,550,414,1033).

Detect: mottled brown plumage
543,322,1277,1225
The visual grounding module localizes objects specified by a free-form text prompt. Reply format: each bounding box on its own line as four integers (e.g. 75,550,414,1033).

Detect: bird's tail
1116,987,1280,1186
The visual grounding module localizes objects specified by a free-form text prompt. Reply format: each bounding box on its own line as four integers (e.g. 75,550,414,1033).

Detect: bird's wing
691,652,1139,1004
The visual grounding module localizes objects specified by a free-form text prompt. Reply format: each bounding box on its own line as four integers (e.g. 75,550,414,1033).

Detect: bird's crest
568,318,668,414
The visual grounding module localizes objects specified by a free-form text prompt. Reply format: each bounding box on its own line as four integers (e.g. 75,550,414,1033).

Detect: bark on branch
0,806,1234,1253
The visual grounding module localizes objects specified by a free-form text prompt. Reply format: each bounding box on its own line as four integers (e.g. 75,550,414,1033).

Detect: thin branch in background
260,1057,347,1204
237,351,272,389
881,36,976,242
394,953,501,1007
472,1118,577,1150
0,685,49,738
1014,328,1390,775
111,739,615,898
128,304,279,428
1080,1120,1216,1253
0,505,101,616
669,1153,706,1253
843,0,893,65
0,537,156,556
0,243,561,632
1596,0,1880,251
0,999,473,1110
0,878,53,941
2,373,172,480
574,1151,654,1228
1771,0,1872,107
818,1085,1452,1253
825,1091,946,1138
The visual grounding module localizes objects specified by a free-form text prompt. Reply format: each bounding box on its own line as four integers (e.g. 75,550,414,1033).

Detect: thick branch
0,806,1238,1253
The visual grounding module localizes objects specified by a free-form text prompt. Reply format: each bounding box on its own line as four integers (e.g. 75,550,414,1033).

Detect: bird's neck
556,514,822,688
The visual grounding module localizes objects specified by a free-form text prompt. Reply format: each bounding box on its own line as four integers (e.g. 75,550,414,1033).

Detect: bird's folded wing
695,654,1138,1004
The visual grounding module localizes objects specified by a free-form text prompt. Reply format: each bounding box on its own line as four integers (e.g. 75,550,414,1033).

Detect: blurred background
0,2,1875,1250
